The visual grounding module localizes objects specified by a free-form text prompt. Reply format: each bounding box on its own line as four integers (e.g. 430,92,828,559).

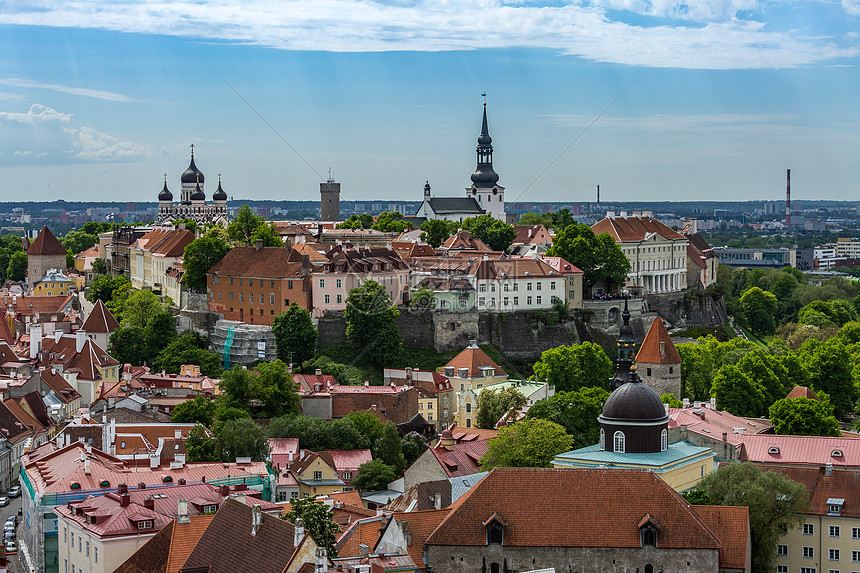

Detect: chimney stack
315,547,328,573
76,329,86,353
144,497,155,510
178,499,190,523
120,493,130,507
29,323,42,360
294,517,305,547
786,168,791,228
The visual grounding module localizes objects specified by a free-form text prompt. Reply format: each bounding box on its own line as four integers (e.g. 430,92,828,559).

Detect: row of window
801,524,860,538
780,545,860,563
599,429,669,453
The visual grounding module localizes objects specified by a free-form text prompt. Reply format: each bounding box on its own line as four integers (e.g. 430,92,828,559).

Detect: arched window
661,429,668,452
490,564,500,573
613,431,625,453
645,564,654,573
599,428,605,451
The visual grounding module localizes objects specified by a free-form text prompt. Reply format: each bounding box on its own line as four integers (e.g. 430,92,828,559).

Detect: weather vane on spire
482,91,487,106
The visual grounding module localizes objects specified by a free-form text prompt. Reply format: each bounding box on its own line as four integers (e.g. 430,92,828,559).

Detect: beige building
129,227,194,304
290,451,345,498
761,465,860,573
592,211,689,294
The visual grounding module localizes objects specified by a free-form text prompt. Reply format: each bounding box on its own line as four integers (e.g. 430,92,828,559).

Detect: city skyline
1,1,859,204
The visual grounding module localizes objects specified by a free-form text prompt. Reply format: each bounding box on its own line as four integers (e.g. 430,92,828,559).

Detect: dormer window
832,449,843,457
638,514,660,547
827,498,845,516
768,447,780,455
203,504,218,514
137,520,154,530
483,513,505,545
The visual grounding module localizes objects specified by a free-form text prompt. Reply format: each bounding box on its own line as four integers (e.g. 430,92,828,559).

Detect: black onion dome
471,166,500,186
181,156,204,184
190,181,205,202
212,176,227,201
600,376,668,424
158,178,173,202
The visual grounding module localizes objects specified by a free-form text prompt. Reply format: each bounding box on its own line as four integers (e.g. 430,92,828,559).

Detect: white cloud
0,0,855,69
0,78,136,102
0,104,153,164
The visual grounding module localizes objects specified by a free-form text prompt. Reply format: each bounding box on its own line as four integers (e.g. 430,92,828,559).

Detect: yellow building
416,387,437,426
32,269,77,296
291,452,345,498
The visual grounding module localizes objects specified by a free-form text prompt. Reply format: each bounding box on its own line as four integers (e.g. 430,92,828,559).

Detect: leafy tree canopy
272,303,317,366
768,397,840,437
475,387,527,430
344,280,402,366
182,235,232,291
156,332,223,378
526,386,609,449
545,224,630,291
532,341,612,392
267,415,372,452
419,219,457,248
87,274,130,304
284,496,340,558
461,215,516,252
6,251,27,282
738,286,779,335
480,418,574,470
171,396,217,427
353,459,399,492
218,418,269,462
696,462,809,573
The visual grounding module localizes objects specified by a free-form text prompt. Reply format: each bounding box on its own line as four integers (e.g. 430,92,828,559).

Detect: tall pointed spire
471,99,499,188
609,298,638,391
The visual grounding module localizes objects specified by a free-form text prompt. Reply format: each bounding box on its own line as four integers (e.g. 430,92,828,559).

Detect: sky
1,0,859,205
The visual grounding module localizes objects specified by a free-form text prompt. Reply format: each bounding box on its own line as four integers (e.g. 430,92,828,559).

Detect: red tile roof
320,449,372,474
786,385,820,400
208,246,307,278
426,468,725,550
591,216,686,243
738,434,860,467
81,299,120,333
693,505,750,571
428,439,489,478
512,225,552,245
668,406,772,447
27,226,68,256
538,255,583,275
114,514,214,573
389,509,450,567
635,318,681,364
441,230,491,251
443,344,501,379
759,465,860,518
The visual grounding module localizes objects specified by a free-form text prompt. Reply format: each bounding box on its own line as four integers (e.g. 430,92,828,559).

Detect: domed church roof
190,181,205,202
599,366,668,424
158,174,173,202
212,174,227,201
181,145,204,184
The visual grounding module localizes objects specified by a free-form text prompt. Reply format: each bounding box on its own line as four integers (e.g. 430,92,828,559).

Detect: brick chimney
144,497,155,510
120,493,130,507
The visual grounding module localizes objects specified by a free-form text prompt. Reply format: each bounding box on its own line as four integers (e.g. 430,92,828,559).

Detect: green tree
419,219,456,248
91,257,108,275
480,418,574,469
344,280,402,366
768,397,840,437
338,214,373,229
526,387,609,449
375,421,405,473
272,303,317,366
532,342,612,392
87,274,130,304
738,287,779,335
185,425,220,462
218,418,269,462
156,332,223,377
372,211,409,233
228,205,266,244
267,415,371,451
711,363,767,417
249,222,284,248
475,387,527,429
121,289,171,329
696,462,809,573
182,235,232,291
353,459,399,491
6,251,26,282
284,496,340,558
61,230,98,257
798,338,858,419
409,286,436,310
108,326,149,366
345,411,386,448
401,432,427,467
171,396,217,427
661,393,683,408
461,215,516,252
546,224,630,291
677,341,716,401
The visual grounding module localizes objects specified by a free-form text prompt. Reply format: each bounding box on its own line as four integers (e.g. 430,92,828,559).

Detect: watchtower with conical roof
466,100,505,221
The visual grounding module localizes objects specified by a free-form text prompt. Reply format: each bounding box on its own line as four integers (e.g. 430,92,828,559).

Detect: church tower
609,299,637,391
180,144,204,204
467,100,505,221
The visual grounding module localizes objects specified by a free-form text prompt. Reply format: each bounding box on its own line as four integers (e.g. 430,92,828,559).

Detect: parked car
0,496,9,507
4,540,17,553
5,515,16,526
4,531,14,544
3,523,14,535
8,486,20,498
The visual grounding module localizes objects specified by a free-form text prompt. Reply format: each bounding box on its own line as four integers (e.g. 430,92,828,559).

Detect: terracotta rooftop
114,514,215,573
426,468,727,551
538,255,583,275
759,465,860,518
428,439,490,478
207,246,306,279
512,225,552,245
443,342,502,379
635,318,681,364
668,405,772,447
786,385,820,400
27,225,68,256
692,505,750,571
591,216,686,243
441,230,491,252
81,299,120,333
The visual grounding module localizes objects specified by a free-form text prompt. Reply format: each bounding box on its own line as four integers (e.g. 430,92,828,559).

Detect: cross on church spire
190,143,194,158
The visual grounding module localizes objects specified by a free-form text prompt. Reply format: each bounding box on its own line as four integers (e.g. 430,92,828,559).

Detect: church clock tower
467,99,506,221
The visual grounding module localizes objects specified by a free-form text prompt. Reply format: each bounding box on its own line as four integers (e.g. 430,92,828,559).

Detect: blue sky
0,0,859,205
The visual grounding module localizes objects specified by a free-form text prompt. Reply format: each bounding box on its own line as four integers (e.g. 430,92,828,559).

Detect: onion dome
212,174,227,201
600,368,668,424
158,174,173,202
181,145,204,184
190,180,205,202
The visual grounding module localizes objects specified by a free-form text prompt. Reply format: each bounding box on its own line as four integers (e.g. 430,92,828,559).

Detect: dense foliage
546,224,630,291
532,342,612,392
272,303,318,366
480,418,574,469
526,387,610,449
344,280,402,366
